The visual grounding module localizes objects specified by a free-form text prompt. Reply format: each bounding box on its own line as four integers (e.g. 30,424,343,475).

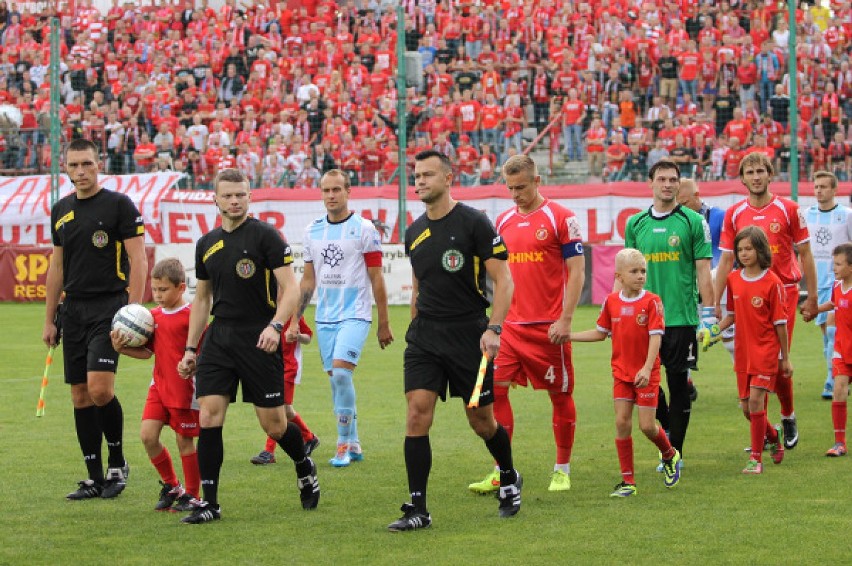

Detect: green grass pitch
0,302,846,565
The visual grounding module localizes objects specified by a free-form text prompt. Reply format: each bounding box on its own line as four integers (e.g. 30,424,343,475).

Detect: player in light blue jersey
292,169,394,467
806,171,852,399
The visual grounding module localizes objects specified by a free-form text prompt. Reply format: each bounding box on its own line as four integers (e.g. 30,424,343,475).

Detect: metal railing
522,109,563,177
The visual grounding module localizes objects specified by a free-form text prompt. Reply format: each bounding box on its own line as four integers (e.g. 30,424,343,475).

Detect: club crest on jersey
667,233,680,247
535,228,548,240
442,249,464,272
751,296,764,307
840,299,849,308
322,243,344,268
769,222,781,233
636,313,648,326
236,258,256,278
91,230,108,248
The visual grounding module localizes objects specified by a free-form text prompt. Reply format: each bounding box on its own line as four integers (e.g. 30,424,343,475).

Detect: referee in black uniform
43,138,148,500
388,150,520,532
177,169,319,524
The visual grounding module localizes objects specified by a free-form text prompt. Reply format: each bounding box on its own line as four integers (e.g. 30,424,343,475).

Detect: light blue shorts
816,287,832,326
317,319,371,371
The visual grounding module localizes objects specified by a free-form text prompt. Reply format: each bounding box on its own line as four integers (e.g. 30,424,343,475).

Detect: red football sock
615,437,635,485
832,401,847,445
151,447,178,486
765,417,778,443
651,425,675,460
775,376,794,417
550,392,576,464
493,385,514,441
181,451,200,499
749,411,767,462
290,413,314,443
264,436,278,453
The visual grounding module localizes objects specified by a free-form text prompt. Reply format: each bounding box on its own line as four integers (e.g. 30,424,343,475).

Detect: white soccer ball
112,304,154,348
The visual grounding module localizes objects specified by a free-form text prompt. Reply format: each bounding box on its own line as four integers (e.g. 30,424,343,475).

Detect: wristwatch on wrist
268,321,285,333
487,324,503,335
185,346,197,353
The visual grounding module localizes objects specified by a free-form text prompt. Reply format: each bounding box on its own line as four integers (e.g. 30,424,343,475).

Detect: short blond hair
615,248,646,272
814,170,838,189
501,154,537,178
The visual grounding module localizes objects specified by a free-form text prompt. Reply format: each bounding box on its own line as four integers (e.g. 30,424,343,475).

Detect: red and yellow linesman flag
467,353,491,409
36,345,56,417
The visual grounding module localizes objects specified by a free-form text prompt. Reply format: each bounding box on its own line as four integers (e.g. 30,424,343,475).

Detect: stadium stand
1,0,850,186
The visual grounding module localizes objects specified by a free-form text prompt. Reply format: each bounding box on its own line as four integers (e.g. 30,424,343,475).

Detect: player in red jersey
717,227,790,474
714,152,817,450
807,243,852,457
111,258,200,511
571,248,681,497
249,317,320,465
468,155,585,494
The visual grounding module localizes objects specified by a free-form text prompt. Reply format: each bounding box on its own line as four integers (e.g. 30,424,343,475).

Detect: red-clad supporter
456,134,480,184
757,116,785,150
456,90,481,140
724,138,745,180
723,109,753,147
360,137,383,186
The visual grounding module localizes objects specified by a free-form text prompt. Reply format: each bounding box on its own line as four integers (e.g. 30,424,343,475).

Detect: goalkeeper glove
698,306,721,351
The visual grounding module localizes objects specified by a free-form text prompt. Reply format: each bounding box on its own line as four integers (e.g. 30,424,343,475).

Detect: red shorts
284,376,295,405
494,323,574,393
613,378,660,408
783,285,798,345
832,357,852,379
736,371,776,399
142,384,200,438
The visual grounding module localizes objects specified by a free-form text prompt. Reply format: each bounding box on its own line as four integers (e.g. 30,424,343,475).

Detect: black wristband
487,324,503,335
185,346,197,353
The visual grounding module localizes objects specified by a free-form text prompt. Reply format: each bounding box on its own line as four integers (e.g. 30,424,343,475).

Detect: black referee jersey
195,217,294,325
405,203,508,320
50,188,145,299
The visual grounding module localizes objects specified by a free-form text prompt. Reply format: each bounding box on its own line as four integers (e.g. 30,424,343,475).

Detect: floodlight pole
49,17,60,207
788,0,798,201
396,3,407,242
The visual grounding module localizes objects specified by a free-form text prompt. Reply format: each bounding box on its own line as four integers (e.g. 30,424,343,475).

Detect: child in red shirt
111,258,200,511
570,249,681,497
718,226,790,474
809,243,852,457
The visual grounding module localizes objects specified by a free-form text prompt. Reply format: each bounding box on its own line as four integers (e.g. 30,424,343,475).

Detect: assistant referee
44,138,148,500
387,150,521,532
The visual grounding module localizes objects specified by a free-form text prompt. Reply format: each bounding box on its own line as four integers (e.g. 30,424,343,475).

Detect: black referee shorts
62,293,127,384
196,321,285,407
660,325,698,375
404,315,493,406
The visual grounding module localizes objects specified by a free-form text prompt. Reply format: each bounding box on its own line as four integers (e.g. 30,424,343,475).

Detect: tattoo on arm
297,289,313,318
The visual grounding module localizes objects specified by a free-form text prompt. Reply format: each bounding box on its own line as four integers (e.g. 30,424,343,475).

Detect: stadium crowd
1,0,851,187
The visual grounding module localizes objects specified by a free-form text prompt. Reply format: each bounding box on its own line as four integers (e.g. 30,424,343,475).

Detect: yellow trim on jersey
203,240,224,263
136,225,145,235
115,241,126,281
409,228,431,251
265,269,275,308
493,243,507,255
473,255,482,296
55,211,74,231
